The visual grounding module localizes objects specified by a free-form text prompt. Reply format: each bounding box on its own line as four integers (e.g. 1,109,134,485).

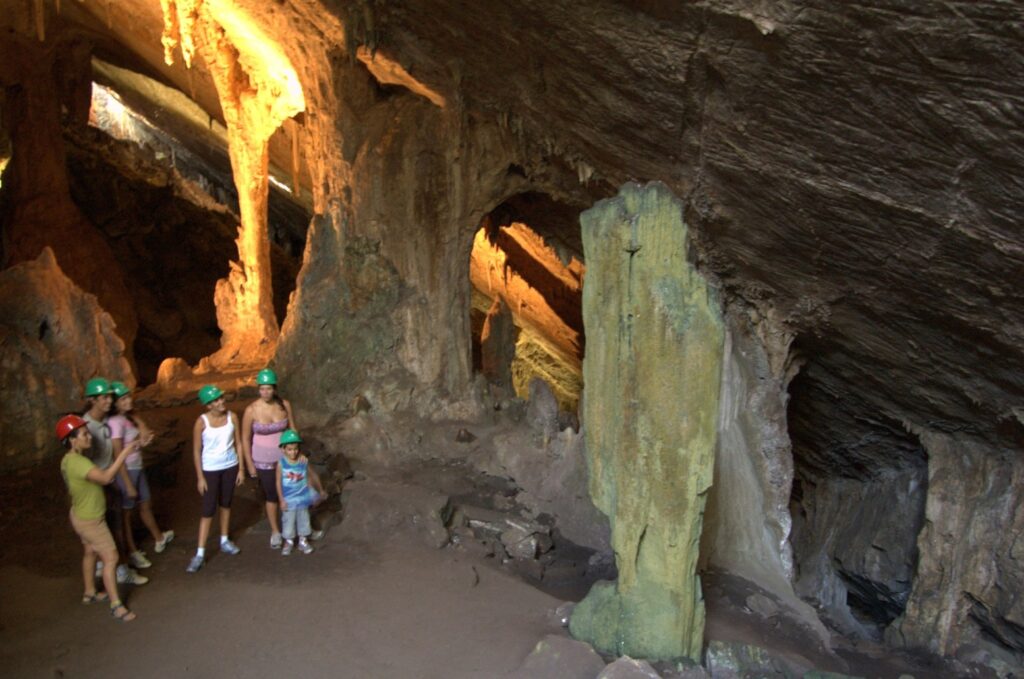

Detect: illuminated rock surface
0,249,132,469
570,182,724,660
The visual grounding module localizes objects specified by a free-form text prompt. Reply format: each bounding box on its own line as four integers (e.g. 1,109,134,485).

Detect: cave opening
786,352,928,640
468,192,586,413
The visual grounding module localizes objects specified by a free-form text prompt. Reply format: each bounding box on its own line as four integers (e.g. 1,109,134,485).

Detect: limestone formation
0,249,133,469
480,297,515,390
570,182,724,661
891,430,1024,661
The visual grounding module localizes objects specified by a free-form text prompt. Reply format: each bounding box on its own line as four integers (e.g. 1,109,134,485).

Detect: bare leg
123,509,138,554
99,550,120,600
82,545,98,596
218,506,231,538
265,501,280,535
197,516,213,549
138,501,164,543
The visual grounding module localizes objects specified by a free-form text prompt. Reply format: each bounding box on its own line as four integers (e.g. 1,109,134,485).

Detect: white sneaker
270,532,283,549
116,565,149,586
298,538,314,555
281,540,293,556
220,539,241,555
129,551,152,569
154,530,175,554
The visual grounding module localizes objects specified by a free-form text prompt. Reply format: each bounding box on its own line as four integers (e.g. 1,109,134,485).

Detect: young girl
275,429,324,556
186,384,245,573
241,368,297,549
58,414,140,622
109,381,174,569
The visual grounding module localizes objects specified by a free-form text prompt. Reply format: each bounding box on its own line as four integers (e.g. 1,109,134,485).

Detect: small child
275,429,324,555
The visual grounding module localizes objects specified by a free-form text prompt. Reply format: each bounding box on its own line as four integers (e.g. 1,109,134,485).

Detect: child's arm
112,437,137,498
231,412,245,486
276,463,286,510
193,416,207,496
308,463,325,498
240,405,257,477
86,441,139,485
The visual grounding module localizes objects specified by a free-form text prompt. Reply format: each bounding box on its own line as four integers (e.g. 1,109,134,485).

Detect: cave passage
79,75,308,384
468,194,585,412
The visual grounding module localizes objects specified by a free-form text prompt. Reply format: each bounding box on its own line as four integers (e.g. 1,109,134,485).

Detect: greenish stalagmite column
569,182,724,661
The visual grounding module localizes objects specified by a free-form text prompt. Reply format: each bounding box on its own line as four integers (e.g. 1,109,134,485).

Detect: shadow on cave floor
0,394,981,678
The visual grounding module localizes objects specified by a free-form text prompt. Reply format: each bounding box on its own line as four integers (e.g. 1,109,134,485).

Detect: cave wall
0,29,138,362
0,248,133,469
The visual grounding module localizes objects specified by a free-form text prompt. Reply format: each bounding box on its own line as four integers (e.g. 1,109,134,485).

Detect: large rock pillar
570,182,724,661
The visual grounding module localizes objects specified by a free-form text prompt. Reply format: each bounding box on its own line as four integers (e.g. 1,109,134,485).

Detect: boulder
0,248,133,469
508,634,606,679
335,480,451,549
597,656,662,679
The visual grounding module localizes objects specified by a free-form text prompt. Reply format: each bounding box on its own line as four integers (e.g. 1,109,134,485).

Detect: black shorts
257,467,278,503
201,465,238,517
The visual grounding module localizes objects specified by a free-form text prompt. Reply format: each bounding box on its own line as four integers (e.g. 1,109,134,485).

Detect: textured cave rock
480,297,515,391
570,183,724,661
0,248,133,469
0,32,138,357
64,125,300,384
892,430,1024,661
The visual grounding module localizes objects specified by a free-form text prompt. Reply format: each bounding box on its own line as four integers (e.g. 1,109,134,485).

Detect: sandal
82,592,109,605
110,600,137,623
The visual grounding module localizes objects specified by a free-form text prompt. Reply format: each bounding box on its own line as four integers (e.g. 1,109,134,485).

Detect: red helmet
55,414,88,442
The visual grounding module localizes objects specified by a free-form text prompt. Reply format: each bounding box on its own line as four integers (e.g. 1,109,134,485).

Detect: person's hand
246,464,257,479
197,477,207,495
235,470,245,487
280,499,288,510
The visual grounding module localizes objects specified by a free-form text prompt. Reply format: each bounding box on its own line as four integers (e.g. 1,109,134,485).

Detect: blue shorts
114,468,151,509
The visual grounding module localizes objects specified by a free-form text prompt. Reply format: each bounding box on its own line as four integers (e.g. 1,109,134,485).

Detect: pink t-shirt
107,414,142,470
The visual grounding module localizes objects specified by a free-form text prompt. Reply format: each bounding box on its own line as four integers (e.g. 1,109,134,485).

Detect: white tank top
200,413,238,471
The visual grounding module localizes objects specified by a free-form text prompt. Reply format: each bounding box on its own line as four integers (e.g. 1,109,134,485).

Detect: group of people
57,368,324,623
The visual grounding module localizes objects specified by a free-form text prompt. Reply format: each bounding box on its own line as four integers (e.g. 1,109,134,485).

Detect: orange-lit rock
0,248,133,469
161,0,305,367
470,221,585,409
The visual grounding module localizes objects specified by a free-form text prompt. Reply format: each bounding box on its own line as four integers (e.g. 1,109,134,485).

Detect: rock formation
569,183,724,661
0,248,133,469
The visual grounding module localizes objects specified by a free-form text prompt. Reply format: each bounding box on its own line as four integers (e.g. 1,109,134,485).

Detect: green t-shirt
61,452,105,521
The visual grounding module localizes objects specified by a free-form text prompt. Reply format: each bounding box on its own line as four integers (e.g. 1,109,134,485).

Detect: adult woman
57,414,139,622
186,384,244,573
109,381,174,569
241,368,297,549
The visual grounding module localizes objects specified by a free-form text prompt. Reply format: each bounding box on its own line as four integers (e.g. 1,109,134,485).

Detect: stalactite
33,0,45,42
291,118,300,195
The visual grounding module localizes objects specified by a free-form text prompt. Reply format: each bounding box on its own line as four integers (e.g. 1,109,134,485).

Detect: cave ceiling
9,1,1024,460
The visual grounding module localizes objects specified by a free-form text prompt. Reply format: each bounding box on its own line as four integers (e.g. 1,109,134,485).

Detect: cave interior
1,1,1023,677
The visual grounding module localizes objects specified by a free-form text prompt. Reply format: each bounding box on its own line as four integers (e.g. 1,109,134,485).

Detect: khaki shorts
69,510,116,555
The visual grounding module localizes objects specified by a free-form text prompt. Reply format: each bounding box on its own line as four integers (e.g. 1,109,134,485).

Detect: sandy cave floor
0,401,969,679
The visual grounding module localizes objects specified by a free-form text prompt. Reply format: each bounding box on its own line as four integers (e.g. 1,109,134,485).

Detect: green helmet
256,368,278,386
84,377,113,398
279,429,302,447
198,384,224,405
111,381,131,399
